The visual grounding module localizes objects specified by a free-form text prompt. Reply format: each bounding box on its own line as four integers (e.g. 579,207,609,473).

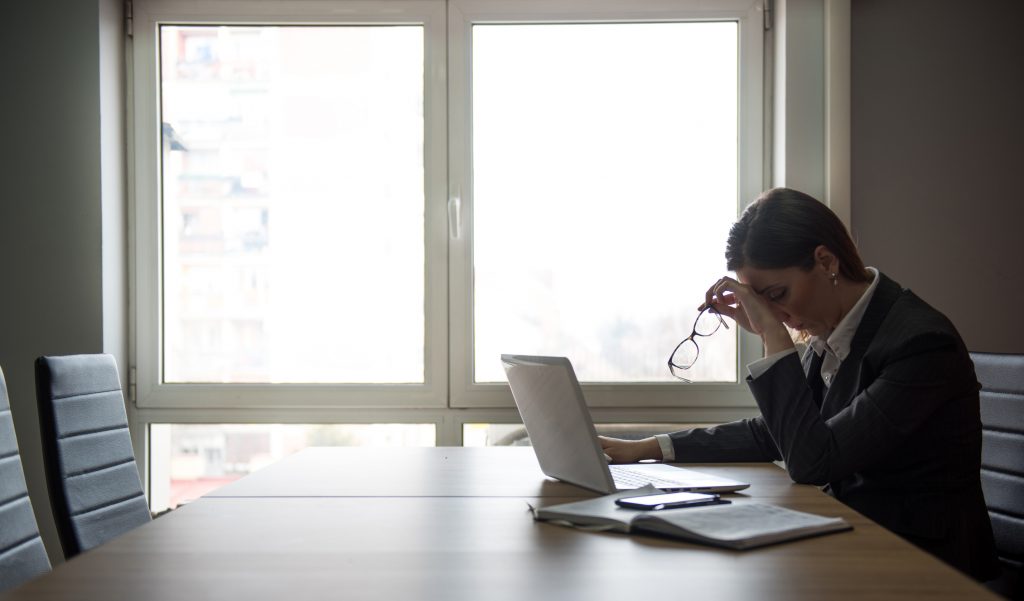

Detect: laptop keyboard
610,465,685,489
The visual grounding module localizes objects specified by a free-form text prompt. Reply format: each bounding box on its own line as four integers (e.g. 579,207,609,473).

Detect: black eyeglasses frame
667,305,728,382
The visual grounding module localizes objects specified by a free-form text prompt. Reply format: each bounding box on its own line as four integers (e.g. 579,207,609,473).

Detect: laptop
501,354,749,495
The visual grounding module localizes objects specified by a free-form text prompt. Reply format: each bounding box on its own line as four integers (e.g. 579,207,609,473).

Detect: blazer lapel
801,344,817,375
819,273,904,418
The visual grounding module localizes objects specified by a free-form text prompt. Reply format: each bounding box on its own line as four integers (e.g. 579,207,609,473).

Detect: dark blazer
669,272,999,581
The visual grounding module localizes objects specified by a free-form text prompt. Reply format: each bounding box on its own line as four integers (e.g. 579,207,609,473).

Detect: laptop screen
501,354,617,493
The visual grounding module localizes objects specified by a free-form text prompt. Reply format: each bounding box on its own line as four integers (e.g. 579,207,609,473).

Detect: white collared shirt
808,266,880,388
657,267,880,462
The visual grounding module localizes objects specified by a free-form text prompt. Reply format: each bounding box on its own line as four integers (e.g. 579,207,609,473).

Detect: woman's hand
704,276,793,355
598,436,663,464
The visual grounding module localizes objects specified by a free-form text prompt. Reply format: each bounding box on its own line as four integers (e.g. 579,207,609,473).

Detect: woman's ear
814,245,839,274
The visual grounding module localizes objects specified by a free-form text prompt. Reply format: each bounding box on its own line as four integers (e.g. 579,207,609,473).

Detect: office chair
35,354,151,559
972,352,1024,600
0,365,51,592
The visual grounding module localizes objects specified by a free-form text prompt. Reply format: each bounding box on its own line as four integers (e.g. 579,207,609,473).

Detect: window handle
448,193,462,239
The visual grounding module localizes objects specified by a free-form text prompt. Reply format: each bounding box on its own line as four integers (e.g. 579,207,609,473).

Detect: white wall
0,0,128,565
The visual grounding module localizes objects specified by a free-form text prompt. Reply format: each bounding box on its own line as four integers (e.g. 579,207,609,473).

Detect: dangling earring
830,272,838,287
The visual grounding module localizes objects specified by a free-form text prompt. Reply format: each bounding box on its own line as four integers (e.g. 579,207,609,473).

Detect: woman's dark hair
725,188,870,282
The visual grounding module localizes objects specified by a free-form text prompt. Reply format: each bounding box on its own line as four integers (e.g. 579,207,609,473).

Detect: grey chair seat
35,354,150,559
972,352,1024,600
1,365,50,592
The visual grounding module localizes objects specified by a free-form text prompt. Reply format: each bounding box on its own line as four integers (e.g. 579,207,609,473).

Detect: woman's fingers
712,276,787,336
597,436,661,463
704,278,747,313
718,278,754,306
598,436,627,463
700,277,760,333
704,276,732,310
711,292,739,310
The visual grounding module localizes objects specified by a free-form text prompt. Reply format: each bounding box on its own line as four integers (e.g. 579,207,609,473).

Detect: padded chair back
35,354,150,559
0,365,51,592
972,352,1024,599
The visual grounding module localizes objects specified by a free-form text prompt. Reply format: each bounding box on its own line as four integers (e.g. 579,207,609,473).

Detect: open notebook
531,485,852,550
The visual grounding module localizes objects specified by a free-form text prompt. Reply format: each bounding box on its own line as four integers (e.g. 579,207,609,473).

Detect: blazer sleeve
748,330,971,485
667,416,782,462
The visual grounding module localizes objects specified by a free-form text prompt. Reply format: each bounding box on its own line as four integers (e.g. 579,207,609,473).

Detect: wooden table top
1,447,999,600
205,446,811,498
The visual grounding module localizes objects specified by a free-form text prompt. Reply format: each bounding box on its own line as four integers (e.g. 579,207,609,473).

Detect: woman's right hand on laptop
598,436,663,464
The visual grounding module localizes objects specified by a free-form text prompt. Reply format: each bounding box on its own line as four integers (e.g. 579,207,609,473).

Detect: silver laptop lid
501,354,617,494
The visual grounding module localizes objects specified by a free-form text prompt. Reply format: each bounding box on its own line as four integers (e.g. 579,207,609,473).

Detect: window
131,0,765,445
160,24,427,385
446,0,765,408
133,0,449,408
469,21,740,385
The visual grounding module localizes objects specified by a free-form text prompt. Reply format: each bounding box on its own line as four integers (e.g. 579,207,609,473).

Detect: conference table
2,447,999,600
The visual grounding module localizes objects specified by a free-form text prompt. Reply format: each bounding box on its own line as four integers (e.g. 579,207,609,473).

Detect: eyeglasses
668,305,728,381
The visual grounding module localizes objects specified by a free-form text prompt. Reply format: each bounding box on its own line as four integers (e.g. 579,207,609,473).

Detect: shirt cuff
655,433,676,462
746,347,799,380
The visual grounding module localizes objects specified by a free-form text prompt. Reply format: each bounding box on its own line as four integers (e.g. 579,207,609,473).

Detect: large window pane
472,22,739,383
160,25,425,383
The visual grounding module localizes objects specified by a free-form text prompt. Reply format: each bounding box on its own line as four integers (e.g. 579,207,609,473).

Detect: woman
601,188,998,581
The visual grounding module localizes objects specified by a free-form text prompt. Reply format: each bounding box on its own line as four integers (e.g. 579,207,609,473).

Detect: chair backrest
0,365,51,592
35,354,150,559
972,352,1024,598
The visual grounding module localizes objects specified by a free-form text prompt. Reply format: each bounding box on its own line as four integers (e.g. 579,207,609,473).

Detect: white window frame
130,0,450,409
128,0,766,426
447,0,766,409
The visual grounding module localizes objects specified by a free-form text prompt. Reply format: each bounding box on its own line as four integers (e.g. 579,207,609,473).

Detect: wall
0,0,127,565
851,0,1024,353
